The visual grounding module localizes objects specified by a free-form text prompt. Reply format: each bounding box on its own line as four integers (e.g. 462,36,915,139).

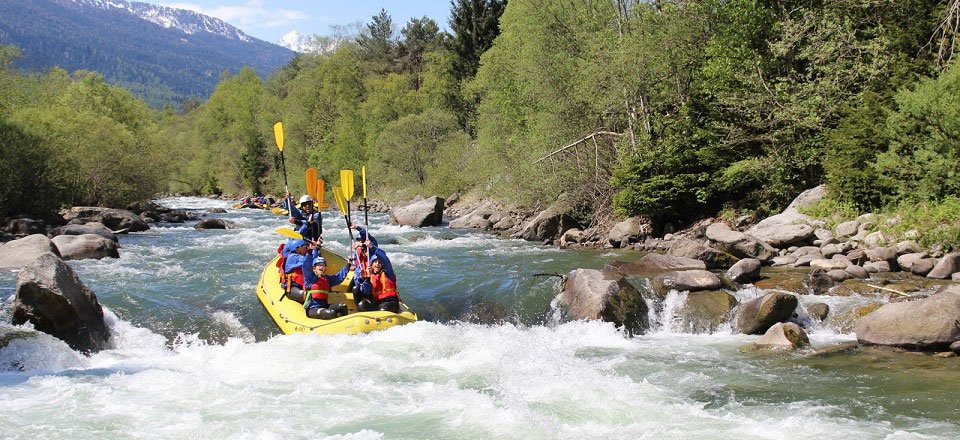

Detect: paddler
287,193,322,241
348,224,397,312
281,238,311,302
302,244,350,320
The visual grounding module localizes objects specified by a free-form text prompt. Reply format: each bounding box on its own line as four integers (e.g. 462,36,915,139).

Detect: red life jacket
276,243,304,288
355,247,370,278
370,271,398,301
306,276,331,302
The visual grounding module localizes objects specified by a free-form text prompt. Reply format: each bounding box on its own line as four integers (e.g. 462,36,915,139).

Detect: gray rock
865,247,898,266
607,216,652,248
51,234,120,260
705,223,776,260
735,292,799,334
844,265,869,279
445,192,460,207
927,253,960,279
449,201,504,230
834,221,860,239
856,286,960,350
809,269,834,295
951,340,960,355
493,217,516,230
910,258,937,276
820,243,843,258
667,239,737,269
746,223,816,248
389,196,445,227
863,261,891,273
862,231,892,249
895,241,922,255
754,322,809,350
727,258,762,283
0,234,62,270
519,196,580,242
771,255,798,266
61,207,149,233
603,254,706,275
807,303,829,321
207,208,227,213
792,255,818,267
826,269,851,282
896,252,926,271
652,270,722,296
4,218,46,236
559,228,585,247
194,219,238,230
50,223,118,243
810,258,850,270
559,269,649,335
794,246,822,258
12,252,111,353
678,290,738,334
814,228,834,241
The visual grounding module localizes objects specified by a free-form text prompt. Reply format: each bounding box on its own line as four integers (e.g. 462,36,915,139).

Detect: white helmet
298,195,312,206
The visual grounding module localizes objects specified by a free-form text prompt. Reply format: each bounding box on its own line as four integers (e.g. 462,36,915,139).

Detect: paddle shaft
279,150,293,220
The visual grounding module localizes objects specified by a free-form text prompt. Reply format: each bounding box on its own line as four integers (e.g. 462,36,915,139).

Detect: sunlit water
0,197,957,439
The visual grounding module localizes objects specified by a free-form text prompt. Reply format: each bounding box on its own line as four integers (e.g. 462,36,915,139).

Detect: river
1,197,958,439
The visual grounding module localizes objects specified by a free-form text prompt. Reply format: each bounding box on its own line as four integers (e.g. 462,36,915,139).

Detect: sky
148,0,453,44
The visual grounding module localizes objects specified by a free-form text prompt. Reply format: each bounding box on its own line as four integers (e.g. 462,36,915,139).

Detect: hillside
0,0,295,108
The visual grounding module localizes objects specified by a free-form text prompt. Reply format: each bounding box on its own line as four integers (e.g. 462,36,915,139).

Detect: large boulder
678,290,738,333
735,291,799,335
0,234,62,270
12,252,111,353
519,197,581,242
51,234,120,260
754,322,809,350
667,239,738,269
856,285,960,351
559,269,649,335
50,223,118,243
3,218,46,237
746,223,816,248
651,270,722,296
61,207,149,233
726,258,762,283
744,186,824,248
705,223,776,260
389,196,445,227
927,253,960,279
607,216,652,248
603,253,706,275
449,201,505,230
194,219,238,230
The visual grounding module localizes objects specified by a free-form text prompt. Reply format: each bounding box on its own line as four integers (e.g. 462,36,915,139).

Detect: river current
1,197,957,439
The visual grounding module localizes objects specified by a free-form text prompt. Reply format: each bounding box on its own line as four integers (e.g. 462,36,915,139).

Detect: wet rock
3,218,46,237
910,258,937,276
607,216,652,248
604,254,706,275
678,290,738,334
12,252,110,353
705,223,776,260
856,285,960,351
193,219,238,230
651,270,722,296
754,322,809,350
51,234,120,260
559,269,649,335
667,239,737,269
389,196,445,227
727,258,761,283
0,234,61,270
826,269,851,282
927,253,960,279
827,302,883,333
807,302,829,321
50,223,118,243
207,208,227,214
61,207,149,233
844,265,869,279
735,292,799,334
519,196,581,242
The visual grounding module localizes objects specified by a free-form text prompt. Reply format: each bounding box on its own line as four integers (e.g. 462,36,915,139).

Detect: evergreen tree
356,9,398,74
399,17,445,89
448,0,507,82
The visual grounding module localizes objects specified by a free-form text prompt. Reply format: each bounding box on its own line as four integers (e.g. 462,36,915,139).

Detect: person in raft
302,243,350,319
286,193,322,241
348,224,400,313
281,238,311,302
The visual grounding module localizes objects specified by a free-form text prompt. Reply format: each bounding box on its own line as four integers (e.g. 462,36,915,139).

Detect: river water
1,197,957,439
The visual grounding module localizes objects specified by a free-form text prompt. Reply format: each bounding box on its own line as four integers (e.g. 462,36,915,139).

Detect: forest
2,0,959,243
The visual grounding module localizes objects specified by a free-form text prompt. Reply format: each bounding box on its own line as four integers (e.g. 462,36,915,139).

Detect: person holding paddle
348,224,398,312
287,193,322,241
301,242,350,320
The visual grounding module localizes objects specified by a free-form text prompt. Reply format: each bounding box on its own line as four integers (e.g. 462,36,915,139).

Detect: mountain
0,0,296,108
278,30,339,55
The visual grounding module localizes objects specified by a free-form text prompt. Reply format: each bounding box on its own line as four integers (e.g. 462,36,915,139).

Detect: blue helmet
313,256,327,266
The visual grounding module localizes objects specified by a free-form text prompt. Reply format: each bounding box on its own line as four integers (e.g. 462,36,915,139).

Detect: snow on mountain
68,0,253,42
279,30,343,54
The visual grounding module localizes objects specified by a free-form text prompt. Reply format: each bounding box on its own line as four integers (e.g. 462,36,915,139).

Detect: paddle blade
340,170,355,200
273,122,284,152
305,168,317,201
316,179,325,207
332,186,348,214
361,165,367,199
275,227,302,239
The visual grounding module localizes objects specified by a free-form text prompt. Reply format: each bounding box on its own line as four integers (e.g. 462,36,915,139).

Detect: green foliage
0,118,62,219
449,0,507,82
824,92,891,210
357,9,399,74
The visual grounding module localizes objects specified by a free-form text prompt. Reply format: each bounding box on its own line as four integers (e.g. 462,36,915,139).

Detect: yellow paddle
316,179,325,208
340,169,355,235
273,122,292,220
275,228,302,240
306,168,317,202
333,186,355,241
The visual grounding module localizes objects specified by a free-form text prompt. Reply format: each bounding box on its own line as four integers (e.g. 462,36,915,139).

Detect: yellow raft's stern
256,251,417,335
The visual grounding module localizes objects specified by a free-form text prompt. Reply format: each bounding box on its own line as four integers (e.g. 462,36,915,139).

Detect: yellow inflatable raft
255,250,418,335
